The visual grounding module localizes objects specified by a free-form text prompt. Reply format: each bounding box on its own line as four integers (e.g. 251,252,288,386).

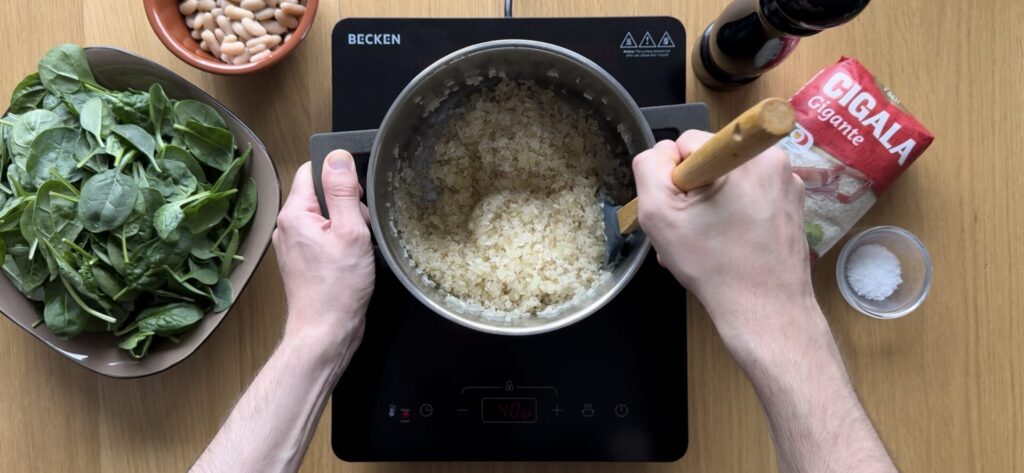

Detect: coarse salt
846,244,902,301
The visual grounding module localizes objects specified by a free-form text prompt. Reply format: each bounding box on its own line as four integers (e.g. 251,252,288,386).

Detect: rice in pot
392,79,630,319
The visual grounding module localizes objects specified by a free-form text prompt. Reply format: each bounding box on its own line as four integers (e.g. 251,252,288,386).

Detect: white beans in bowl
180,0,305,64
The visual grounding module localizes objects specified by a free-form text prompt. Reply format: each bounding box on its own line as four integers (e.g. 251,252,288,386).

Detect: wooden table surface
1,0,1021,471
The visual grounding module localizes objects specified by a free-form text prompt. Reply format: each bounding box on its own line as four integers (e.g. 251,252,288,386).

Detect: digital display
481,398,538,423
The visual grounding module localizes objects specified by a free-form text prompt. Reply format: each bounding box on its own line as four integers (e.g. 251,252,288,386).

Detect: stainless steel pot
311,40,708,335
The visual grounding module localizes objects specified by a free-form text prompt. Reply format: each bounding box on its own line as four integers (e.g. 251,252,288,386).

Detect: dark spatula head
602,199,626,268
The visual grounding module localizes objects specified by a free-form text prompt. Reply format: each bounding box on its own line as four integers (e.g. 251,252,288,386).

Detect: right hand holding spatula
632,130,899,473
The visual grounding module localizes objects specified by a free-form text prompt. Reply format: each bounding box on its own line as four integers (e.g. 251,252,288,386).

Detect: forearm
715,296,897,473
191,315,361,473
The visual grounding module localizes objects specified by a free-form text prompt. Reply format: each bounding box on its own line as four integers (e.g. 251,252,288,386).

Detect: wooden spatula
603,98,797,264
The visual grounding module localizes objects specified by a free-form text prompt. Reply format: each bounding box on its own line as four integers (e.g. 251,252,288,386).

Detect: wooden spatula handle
671,98,795,191
617,98,795,234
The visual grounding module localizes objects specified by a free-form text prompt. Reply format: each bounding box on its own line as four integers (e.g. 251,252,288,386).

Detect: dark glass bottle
693,0,871,90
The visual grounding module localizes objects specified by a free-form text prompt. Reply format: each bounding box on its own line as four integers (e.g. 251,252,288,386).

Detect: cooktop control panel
384,381,627,425
331,17,691,462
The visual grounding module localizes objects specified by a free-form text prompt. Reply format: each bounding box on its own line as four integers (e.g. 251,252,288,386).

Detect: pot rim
366,39,655,336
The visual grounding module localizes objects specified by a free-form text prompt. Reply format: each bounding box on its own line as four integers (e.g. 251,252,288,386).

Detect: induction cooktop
328,16,696,462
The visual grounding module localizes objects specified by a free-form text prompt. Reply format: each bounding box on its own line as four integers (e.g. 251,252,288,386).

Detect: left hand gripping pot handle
310,130,378,217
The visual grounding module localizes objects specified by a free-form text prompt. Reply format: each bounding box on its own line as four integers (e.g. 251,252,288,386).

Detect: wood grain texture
1,0,1021,472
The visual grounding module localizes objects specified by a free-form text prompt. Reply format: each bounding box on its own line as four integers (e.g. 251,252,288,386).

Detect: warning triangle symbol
638,31,657,48
620,32,637,49
659,31,676,48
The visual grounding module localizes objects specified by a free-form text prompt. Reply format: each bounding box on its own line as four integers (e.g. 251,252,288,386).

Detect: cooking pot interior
370,43,654,330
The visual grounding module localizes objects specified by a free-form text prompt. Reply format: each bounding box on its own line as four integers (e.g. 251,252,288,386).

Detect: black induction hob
329,17,692,462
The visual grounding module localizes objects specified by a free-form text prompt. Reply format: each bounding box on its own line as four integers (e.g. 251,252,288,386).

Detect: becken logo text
347,33,401,45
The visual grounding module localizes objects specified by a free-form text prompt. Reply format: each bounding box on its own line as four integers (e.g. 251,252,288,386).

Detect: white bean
240,0,267,11
211,7,224,16
190,29,202,40
201,30,220,53
214,28,225,42
220,41,245,56
232,51,252,65
261,20,286,35
197,0,215,11
266,0,278,7
283,32,292,43
231,21,252,40
254,7,275,21
250,50,271,63
200,40,210,52
248,43,268,54
179,0,199,15
274,8,298,28
216,15,232,32
246,34,280,48
202,12,217,30
241,17,266,36
185,14,196,29
225,4,253,20
280,2,304,18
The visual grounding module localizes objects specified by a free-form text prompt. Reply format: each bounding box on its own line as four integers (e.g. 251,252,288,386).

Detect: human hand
632,132,815,344
272,151,375,353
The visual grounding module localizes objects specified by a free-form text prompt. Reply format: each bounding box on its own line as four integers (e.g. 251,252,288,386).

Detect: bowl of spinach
0,45,280,377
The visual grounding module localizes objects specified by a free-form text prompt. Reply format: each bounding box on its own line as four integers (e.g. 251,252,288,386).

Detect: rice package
778,57,935,258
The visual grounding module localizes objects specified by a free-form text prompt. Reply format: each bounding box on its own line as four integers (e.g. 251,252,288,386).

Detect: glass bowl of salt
836,226,932,319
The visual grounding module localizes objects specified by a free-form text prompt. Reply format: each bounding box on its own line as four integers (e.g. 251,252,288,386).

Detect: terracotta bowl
143,0,318,75
0,47,281,378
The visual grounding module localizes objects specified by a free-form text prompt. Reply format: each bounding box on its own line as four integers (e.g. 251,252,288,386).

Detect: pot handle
309,129,379,217
640,103,711,139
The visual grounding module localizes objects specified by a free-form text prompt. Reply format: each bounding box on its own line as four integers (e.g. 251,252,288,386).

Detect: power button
614,403,629,418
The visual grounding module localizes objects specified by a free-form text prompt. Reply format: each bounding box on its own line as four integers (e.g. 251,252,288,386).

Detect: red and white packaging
778,57,935,258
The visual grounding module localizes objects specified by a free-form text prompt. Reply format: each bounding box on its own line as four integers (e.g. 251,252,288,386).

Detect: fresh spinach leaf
148,160,197,201
184,196,228,234
153,203,185,242
37,44,95,95
125,302,204,336
149,83,173,141
118,330,154,359
159,144,206,183
186,258,220,285
90,264,124,300
212,148,249,193
219,228,239,278
9,109,62,160
25,127,86,188
9,73,48,114
35,180,84,244
208,278,233,312
3,244,49,293
77,169,139,233
111,124,157,170
42,281,87,338
79,97,114,145
172,100,227,130
232,177,258,230
174,120,234,172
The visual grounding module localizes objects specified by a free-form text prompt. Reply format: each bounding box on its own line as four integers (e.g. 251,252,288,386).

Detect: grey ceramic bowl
0,47,281,378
